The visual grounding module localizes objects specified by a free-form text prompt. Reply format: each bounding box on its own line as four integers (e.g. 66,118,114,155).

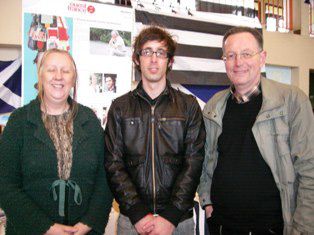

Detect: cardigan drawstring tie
50,179,82,217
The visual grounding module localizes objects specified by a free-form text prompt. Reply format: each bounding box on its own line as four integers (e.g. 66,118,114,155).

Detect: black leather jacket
104,80,205,226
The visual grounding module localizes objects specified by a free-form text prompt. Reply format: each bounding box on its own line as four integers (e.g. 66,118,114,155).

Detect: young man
198,26,314,235
104,26,205,235
104,76,116,93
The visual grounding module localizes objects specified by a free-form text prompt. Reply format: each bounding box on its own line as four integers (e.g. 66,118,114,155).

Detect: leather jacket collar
132,79,174,103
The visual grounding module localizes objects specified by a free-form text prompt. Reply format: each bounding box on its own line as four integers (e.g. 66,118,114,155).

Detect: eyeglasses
138,48,169,58
222,51,262,62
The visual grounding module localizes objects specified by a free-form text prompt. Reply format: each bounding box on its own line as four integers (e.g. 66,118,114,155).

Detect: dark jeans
207,219,283,235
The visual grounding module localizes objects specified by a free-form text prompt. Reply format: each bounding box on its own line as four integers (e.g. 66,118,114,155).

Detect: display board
23,0,133,126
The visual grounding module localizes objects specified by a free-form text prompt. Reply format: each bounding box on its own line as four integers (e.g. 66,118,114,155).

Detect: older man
198,26,314,235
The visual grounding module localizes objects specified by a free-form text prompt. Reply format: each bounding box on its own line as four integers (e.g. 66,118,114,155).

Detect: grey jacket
198,77,314,235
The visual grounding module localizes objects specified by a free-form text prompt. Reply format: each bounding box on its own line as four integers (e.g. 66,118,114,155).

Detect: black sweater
210,93,283,229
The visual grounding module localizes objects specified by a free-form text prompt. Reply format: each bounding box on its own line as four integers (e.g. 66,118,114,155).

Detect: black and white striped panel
135,9,262,85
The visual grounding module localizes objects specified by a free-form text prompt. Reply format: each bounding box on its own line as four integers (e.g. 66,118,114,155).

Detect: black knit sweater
210,93,283,229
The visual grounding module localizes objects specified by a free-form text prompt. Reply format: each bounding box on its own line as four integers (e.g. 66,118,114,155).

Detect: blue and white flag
0,58,22,114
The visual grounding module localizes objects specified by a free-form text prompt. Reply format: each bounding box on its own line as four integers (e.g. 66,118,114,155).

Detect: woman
0,49,112,235
108,30,126,56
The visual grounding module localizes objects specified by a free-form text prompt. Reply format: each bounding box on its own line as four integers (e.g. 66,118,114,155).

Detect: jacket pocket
162,155,182,165
157,117,186,153
122,117,145,153
158,117,186,130
126,155,145,167
125,155,146,191
274,132,295,184
272,116,290,156
160,155,182,190
274,132,290,156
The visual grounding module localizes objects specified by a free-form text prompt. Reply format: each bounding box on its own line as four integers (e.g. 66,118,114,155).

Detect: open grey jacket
198,77,314,235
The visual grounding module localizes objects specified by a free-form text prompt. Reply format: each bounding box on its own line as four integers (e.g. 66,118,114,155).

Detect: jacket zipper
151,105,157,214
137,92,158,215
159,117,186,122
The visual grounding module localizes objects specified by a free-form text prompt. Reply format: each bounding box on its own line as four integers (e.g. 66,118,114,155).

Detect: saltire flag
0,59,22,114
134,8,262,86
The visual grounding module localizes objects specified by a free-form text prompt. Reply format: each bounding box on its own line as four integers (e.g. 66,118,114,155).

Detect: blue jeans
117,213,195,235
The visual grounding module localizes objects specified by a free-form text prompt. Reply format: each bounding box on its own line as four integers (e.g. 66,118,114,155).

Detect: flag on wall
0,59,22,114
135,9,262,85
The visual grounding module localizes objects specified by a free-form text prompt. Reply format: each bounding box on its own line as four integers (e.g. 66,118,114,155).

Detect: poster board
23,0,133,127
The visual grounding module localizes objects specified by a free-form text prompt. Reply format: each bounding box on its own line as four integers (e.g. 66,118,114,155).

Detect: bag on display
27,24,38,50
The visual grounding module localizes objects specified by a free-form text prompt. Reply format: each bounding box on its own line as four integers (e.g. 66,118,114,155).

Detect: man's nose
234,54,244,65
150,52,158,62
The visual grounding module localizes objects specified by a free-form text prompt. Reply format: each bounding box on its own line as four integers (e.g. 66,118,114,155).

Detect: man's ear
168,58,174,68
259,50,267,68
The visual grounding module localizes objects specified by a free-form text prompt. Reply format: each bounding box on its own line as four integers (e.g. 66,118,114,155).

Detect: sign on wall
23,0,133,127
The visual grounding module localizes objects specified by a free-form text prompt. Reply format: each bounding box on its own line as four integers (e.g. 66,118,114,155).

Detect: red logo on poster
87,5,95,13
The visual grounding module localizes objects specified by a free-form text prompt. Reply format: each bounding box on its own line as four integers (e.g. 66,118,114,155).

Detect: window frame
255,0,292,32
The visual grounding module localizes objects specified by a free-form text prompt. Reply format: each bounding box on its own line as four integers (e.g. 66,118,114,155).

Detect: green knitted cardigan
0,98,113,235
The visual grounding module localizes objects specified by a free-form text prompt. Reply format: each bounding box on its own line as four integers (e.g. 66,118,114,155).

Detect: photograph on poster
89,72,103,93
27,14,71,60
80,72,103,102
23,13,72,105
103,74,117,93
77,71,117,128
89,28,131,56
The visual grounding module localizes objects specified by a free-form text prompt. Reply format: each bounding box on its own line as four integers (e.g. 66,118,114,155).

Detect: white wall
264,29,314,95
0,0,22,46
266,65,292,85
0,0,22,61
0,46,21,61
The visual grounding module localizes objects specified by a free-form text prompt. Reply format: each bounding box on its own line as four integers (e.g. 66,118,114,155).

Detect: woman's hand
45,223,78,235
73,222,92,235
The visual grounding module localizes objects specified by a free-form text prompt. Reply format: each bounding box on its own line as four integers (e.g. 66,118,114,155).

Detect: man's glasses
138,48,169,58
222,50,262,62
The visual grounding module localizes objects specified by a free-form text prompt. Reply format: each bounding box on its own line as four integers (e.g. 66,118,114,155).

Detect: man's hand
73,222,92,235
44,223,78,235
205,205,213,219
144,216,175,235
134,213,155,234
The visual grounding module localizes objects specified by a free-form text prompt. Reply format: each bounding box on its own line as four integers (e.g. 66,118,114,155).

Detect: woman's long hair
37,48,78,135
